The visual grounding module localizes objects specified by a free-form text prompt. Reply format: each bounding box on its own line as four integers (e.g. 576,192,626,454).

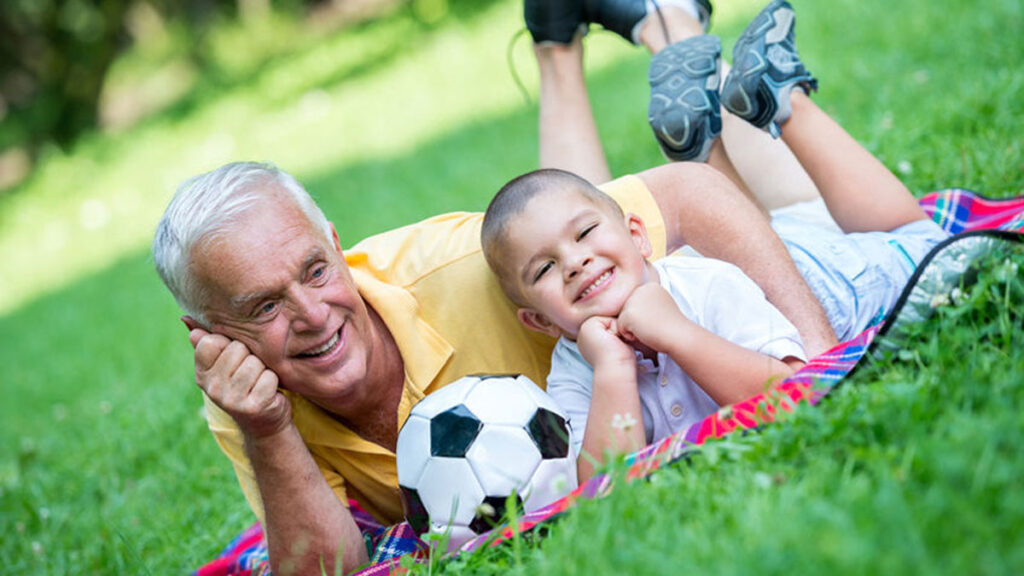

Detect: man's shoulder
346,212,485,284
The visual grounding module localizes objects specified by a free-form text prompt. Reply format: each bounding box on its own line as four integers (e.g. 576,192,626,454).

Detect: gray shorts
771,214,950,341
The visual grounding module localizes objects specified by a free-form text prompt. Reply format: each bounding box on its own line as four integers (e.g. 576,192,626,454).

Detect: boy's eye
533,262,553,283
578,223,597,239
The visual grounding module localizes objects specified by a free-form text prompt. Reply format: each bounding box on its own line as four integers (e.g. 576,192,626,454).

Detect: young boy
481,0,950,482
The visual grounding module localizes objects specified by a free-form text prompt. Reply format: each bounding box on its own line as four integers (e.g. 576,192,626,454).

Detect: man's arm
188,327,368,574
637,162,838,357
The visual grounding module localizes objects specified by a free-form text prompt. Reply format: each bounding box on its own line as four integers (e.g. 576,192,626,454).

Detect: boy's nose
565,255,593,280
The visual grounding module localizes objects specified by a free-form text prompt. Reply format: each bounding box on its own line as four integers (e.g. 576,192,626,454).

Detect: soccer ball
396,374,578,549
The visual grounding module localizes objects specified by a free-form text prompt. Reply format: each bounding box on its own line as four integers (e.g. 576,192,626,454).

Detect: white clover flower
475,502,496,518
950,287,965,305
549,473,569,495
930,293,951,308
611,413,637,431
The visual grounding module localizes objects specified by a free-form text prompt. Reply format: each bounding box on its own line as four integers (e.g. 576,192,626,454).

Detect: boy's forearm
637,162,838,357
578,362,644,484
661,322,800,406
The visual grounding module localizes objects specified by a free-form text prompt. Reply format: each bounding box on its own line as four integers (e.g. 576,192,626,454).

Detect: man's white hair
152,161,333,325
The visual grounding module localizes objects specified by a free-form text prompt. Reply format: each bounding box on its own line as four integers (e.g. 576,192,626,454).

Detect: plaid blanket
196,189,1024,576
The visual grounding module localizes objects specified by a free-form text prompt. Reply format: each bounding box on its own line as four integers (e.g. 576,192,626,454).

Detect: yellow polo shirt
204,175,667,525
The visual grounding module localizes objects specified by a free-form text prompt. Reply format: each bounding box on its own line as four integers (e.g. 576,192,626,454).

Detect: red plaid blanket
196,189,1024,576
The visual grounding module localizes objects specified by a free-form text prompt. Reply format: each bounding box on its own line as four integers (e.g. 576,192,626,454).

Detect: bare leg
781,92,927,233
720,75,821,212
637,6,703,51
535,34,612,185
706,140,766,215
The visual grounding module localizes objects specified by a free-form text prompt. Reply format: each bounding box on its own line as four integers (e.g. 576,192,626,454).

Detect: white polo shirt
546,255,807,455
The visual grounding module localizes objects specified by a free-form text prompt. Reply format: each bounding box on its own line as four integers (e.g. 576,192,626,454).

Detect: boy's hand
617,283,695,352
184,317,292,440
577,315,635,370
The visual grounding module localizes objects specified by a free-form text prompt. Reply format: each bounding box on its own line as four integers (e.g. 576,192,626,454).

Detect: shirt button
660,375,668,387
671,404,682,417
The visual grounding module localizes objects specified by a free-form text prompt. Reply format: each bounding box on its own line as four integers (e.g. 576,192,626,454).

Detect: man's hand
184,317,291,439
616,283,695,352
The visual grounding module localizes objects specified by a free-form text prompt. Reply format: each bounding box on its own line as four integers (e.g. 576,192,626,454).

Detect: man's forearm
245,425,368,575
638,163,838,357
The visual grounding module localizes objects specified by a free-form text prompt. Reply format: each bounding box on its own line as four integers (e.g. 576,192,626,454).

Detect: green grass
0,0,1021,573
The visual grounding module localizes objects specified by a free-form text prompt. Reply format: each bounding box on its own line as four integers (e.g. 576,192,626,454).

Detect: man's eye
310,264,330,283
256,302,277,317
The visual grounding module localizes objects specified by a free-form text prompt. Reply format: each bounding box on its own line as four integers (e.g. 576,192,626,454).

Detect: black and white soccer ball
396,374,578,549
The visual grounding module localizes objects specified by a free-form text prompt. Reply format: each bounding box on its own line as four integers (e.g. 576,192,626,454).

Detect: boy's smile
503,189,655,339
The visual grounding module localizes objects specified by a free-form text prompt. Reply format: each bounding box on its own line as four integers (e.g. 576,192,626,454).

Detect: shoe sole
648,34,722,162
721,0,815,137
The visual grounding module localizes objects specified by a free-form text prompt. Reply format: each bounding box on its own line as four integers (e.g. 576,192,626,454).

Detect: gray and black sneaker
584,0,713,45
648,34,722,162
525,0,585,44
720,0,816,138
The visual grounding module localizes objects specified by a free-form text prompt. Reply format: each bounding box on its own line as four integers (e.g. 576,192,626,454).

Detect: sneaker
720,0,816,138
524,0,585,44
648,35,722,162
583,0,713,45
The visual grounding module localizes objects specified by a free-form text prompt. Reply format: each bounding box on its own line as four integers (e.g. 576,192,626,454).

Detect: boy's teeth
580,270,611,298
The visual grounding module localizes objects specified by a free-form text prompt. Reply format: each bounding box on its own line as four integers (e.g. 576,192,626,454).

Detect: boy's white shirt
546,256,807,455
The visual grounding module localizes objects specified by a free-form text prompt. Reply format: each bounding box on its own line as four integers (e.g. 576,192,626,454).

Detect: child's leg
721,0,927,233
640,4,815,211
534,34,613,185
780,92,927,233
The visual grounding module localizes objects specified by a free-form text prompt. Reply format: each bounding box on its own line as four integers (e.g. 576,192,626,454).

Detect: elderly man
153,158,833,573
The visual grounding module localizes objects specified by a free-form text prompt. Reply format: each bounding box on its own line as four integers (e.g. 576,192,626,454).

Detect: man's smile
295,324,345,361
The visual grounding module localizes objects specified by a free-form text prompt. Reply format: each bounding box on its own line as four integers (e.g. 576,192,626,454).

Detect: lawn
0,0,1021,573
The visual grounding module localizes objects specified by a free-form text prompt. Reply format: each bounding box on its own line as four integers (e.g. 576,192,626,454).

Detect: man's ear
625,213,653,258
517,308,562,338
330,223,343,253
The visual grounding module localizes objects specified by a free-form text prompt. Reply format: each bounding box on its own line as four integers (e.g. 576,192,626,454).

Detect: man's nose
289,288,329,331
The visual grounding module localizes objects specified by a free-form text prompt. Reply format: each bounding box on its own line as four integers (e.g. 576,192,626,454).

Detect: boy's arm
637,162,838,357
575,317,645,484
618,284,804,406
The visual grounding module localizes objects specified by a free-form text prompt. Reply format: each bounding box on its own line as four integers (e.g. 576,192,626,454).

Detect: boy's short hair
481,168,623,305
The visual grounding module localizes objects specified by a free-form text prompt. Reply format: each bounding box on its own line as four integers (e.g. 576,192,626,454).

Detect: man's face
503,189,652,340
193,193,378,410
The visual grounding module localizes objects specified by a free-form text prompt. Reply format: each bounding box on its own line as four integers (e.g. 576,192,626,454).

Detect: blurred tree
0,0,485,189
0,0,132,155
0,0,262,160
